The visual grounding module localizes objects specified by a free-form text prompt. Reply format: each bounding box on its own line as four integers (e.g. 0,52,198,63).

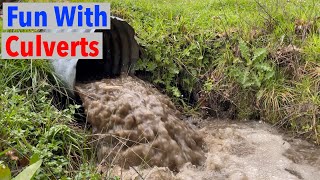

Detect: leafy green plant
0,59,96,178
13,160,42,180
0,159,42,180
228,40,275,89
0,163,11,180
203,79,215,93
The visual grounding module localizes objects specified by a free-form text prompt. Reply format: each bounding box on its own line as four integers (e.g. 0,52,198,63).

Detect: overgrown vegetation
105,0,319,143
0,0,319,178
0,61,101,179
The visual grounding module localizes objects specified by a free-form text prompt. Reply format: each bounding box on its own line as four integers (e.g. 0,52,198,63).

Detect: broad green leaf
239,39,250,62
155,54,161,61
0,164,11,180
183,49,190,56
228,67,242,78
171,87,181,97
146,62,157,71
254,63,272,71
29,154,40,165
204,79,214,92
252,48,267,63
265,71,275,80
240,68,250,86
253,73,261,87
13,160,42,180
169,67,180,75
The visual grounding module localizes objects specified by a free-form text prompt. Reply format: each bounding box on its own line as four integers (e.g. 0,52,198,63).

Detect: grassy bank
0,0,319,178
105,0,320,142
0,61,101,178
0,17,100,180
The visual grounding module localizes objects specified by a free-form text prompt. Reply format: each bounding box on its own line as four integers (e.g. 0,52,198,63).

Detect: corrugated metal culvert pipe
49,17,140,97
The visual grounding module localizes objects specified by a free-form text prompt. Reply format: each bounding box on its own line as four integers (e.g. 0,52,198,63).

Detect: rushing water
75,76,204,171
75,76,320,180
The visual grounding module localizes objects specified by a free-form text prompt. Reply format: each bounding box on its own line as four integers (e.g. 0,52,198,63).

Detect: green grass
0,0,320,178
104,0,319,142
0,61,101,179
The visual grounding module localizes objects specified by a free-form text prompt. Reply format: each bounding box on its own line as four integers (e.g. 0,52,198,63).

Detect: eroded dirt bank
75,76,320,180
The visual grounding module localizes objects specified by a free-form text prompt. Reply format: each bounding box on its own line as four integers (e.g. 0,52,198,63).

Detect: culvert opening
75,18,140,83
51,17,141,116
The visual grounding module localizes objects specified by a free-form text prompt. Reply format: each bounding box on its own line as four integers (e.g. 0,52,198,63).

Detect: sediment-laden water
75,76,205,171
75,76,320,180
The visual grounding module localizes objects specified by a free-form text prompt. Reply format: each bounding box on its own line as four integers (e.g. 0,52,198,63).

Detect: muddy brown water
75,76,205,171
75,76,320,180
